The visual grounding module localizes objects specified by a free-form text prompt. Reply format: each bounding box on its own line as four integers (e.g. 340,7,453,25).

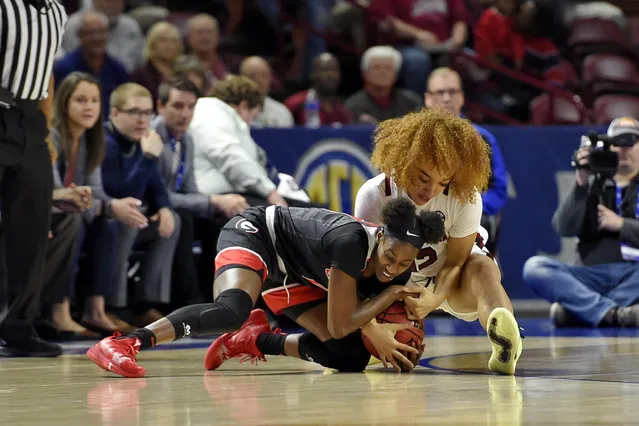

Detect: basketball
362,302,425,361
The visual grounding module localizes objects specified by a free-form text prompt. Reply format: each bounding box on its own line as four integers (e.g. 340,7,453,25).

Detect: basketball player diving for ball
87,199,446,377
355,108,523,375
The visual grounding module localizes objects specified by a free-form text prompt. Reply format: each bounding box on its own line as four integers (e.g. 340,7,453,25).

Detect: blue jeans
398,46,432,94
75,216,118,299
523,256,639,326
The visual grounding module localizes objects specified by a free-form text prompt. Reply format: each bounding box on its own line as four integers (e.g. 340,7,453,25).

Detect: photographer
523,117,639,327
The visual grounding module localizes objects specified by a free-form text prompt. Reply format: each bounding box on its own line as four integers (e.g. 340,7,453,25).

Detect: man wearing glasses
101,83,181,325
425,67,508,254
54,9,128,114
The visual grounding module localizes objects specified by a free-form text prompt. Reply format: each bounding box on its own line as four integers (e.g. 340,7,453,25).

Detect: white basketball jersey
354,173,484,281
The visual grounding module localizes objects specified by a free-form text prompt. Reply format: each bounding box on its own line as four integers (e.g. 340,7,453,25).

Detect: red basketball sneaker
204,309,274,371
87,332,146,378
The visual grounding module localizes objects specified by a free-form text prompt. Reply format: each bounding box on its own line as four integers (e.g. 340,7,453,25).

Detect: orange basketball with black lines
362,302,425,359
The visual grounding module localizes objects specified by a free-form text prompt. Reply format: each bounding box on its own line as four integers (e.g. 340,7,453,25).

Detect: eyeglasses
428,88,462,98
117,108,154,119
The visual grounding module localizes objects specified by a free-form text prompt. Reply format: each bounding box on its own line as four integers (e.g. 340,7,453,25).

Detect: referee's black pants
0,100,52,339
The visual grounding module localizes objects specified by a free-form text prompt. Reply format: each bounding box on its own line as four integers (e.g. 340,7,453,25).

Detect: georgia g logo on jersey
235,218,259,234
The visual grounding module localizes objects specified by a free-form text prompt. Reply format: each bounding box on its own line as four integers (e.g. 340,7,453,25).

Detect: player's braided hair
371,108,491,204
382,198,446,245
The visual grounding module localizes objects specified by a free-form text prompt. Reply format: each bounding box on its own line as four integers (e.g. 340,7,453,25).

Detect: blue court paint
426,317,639,338
61,318,639,356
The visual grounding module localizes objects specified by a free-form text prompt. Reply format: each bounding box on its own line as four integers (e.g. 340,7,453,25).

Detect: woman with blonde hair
131,21,183,108
354,108,523,375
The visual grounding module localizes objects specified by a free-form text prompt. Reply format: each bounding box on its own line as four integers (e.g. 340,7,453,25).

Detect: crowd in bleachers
35,0,639,339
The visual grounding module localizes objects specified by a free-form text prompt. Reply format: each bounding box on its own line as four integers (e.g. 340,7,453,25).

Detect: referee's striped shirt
0,0,67,101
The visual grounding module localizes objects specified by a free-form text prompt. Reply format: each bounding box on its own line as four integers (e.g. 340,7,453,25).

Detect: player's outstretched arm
326,267,421,339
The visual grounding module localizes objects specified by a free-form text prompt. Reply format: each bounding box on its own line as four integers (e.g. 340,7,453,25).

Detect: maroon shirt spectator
185,14,228,83
284,53,352,126
131,22,183,110
285,90,353,126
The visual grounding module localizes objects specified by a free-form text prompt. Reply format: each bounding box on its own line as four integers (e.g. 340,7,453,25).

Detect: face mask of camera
571,132,638,178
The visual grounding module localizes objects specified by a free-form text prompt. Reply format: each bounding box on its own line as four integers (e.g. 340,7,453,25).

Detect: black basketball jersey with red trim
268,206,378,289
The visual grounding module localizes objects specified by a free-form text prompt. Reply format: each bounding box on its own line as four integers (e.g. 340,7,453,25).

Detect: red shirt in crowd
285,91,353,126
369,0,469,43
474,7,525,63
474,7,565,83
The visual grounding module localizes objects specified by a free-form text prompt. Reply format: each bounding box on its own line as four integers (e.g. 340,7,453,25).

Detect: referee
0,0,67,357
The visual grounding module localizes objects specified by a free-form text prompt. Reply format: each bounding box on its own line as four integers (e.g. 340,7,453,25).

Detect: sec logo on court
293,139,377,213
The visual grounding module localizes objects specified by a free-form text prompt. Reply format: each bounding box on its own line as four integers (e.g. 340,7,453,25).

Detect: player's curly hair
209,75,264,109
371,108,491,204
382,198,446,245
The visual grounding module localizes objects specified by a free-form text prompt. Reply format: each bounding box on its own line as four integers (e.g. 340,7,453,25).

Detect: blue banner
253,125,605,299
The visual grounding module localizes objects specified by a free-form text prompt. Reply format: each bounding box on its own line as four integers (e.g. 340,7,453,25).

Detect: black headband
384,220,425,249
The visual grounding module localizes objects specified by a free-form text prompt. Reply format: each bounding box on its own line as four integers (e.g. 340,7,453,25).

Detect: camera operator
523,117,639,327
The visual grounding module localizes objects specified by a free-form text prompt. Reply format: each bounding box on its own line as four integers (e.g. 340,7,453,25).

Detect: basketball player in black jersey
87,199,445,377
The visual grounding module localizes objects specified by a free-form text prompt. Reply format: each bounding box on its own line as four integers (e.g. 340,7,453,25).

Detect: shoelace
237,328,284,365
111,331,140,359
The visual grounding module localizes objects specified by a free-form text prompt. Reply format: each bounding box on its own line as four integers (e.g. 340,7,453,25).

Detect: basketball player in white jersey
355,108,523,375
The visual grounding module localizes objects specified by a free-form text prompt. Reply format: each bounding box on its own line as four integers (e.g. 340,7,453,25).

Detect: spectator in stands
474,0,566,85
425,67,508,252
524,117,639,327
60,0,144,73
102,83,181,325
285,53,352,126
345,45,422,125
517,0,571,48
369,0,469,93
151,76,249,307
239,56,294,128
131,22,184,111
330,0,371,51
54,10,129,114
49,72,147,335
190,75,288,207
185,14,228,83
174,54,212,95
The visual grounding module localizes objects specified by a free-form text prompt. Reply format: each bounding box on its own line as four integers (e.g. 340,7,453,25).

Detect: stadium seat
567,18,631,61
558,58,580,89
127,6,169,35
593,95,639,124
529,93,588,125
582,53,639,97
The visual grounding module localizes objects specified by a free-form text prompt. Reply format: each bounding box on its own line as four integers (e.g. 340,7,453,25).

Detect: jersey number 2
412,247,437,271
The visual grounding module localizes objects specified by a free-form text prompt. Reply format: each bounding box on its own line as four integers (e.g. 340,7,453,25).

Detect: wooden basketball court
1,318,638,425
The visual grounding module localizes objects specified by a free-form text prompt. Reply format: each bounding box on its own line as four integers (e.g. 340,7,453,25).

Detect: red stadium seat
529,93,588,125
567,18,631,60
593,95,639,124
582,53,639,97
628,16,639,50
557,58,580,90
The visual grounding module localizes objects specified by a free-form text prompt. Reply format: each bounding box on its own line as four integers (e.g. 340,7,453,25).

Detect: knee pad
167,289,253,338
205,288,253,330
299,332,370,372
323,333,371,372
